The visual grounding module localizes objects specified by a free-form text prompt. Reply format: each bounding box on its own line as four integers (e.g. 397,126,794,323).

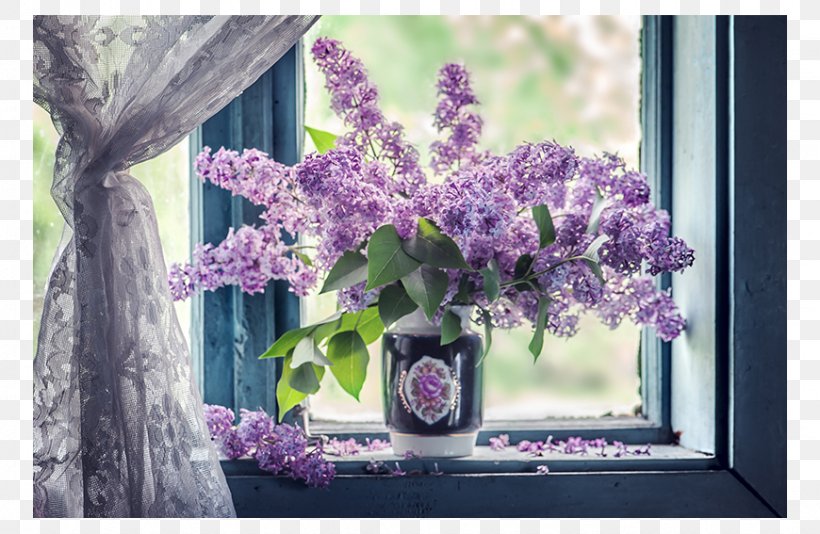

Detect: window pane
303,16,643,422
33,106,191,352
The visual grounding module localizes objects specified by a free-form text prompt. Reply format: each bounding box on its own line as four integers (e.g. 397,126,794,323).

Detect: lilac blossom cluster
171,37,694,343
311,37,425,197
203,404,335,488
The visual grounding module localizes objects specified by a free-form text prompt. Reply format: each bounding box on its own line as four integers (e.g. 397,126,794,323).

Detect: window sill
219,445,777,518
222,444,714,477
308,415,668,444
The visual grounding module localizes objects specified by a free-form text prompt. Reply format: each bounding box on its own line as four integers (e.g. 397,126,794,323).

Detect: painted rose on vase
403,356,457,425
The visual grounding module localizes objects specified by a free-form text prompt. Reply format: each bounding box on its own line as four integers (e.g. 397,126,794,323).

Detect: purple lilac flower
489,434,510,451
514,439,547,455
517,440,533,452
391,462,407,477
364,438,391,452
168,224,316,300
505,141,578,209
430,64,483,174
403,450,417,460
562,436,589,455
597,205,694,278
366,459,385,474
203,404,235,439
555,213,587,248
255,423,308,475
236,408,274,452
296,148,394,269
326,437,361,457
595,276,686,342
499,435,648,460
578,153,650,208
337,281,380,313
311,37,425,196
217,428,250,460
291,450,336,488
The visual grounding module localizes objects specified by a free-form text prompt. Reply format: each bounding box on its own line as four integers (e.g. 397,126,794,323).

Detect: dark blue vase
381,308,484,457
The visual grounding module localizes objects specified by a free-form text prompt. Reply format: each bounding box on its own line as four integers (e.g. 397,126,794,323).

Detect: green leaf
305,125,338,154
259,326,313,359
401,264,448,320
355,307,385,344
326,330,370,400
480,258,500,302
320,250,368,293
532,204,556,248
366,225,422,290
476,309,493,366
378,284,419,329
402,217,470,269
513,254,538,292
276,355,308,421
453,273,472,304
582,234,610,262
292,250,313,267
514,254,534,278
440,308,463,346
291,336,332,368
528,296,550,361
314,307,384,345
582,258,606,285
262,312,345,359
586,188,608,234
288,360,324,394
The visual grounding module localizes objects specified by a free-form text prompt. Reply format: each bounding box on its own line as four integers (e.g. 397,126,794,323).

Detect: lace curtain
33,15,318,518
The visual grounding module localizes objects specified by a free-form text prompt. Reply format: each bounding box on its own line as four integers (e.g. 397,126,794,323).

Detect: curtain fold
33,15,318,518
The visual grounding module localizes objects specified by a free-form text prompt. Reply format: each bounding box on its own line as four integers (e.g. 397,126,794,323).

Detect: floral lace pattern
32,15,317,517
402,356,457,425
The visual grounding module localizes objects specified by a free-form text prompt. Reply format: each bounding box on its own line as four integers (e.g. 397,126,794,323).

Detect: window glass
32,106,191,351
301,16,644,422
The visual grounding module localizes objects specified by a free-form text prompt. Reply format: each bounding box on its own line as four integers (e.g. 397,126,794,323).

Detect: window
302,16,645,424
190,15,787,517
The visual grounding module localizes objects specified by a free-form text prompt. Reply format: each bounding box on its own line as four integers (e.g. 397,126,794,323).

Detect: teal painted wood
197,102,237,410
270,42,304,424
232,70,278,414
222,444,717,476
194,44,303,418
640,15,674,441
729,15,787,517
224,470,774,518
670,16,721,455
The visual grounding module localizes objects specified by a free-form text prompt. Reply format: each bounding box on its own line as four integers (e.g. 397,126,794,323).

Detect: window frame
194,16,786,517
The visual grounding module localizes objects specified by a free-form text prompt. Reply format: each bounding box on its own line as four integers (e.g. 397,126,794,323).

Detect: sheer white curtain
33,15,318,518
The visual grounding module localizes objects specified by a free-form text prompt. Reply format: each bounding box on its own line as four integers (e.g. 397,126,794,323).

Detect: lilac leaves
326,330,370,401
365,224,421,291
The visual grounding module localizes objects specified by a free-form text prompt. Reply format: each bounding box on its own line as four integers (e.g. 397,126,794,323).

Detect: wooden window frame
193,16,786,517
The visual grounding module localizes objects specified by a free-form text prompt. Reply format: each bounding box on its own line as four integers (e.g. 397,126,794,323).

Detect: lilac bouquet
170,38,694,419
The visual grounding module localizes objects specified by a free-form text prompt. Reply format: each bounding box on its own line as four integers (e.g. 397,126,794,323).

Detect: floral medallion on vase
401,355,458,425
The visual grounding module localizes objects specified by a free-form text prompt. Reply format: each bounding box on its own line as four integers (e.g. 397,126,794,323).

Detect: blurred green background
33,15,643,423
